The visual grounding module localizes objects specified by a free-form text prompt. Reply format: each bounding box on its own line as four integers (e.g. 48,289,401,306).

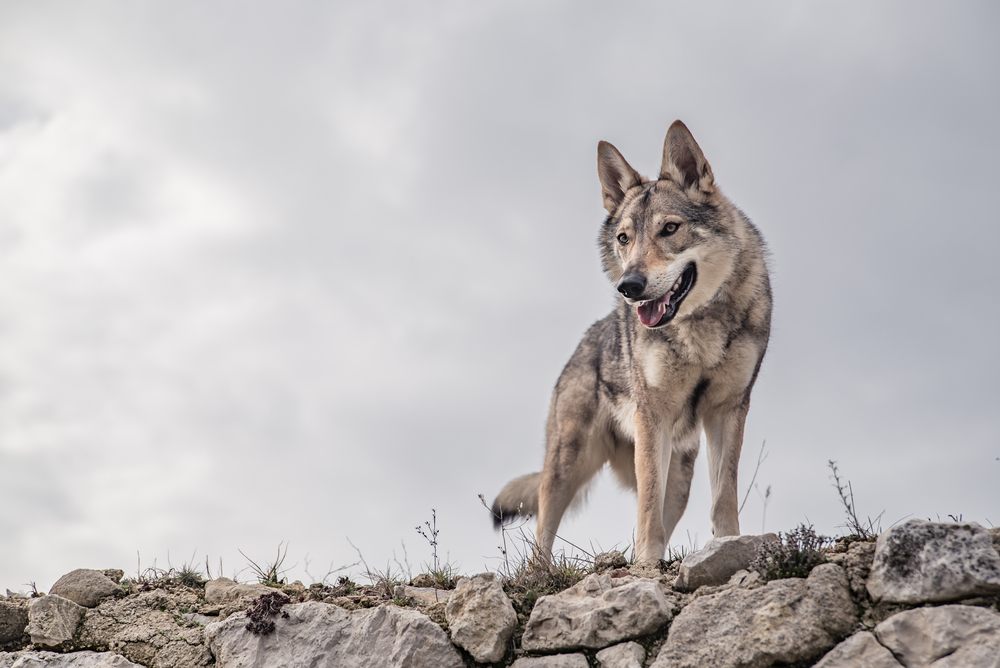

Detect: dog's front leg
703,403,749,537
634,408,670,563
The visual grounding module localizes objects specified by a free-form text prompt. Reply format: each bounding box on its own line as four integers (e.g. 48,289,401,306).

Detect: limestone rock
522,574,674,651
674,533,777,591
596,641,646,668
0,602,28,645
593,551,628,571
875,604,1000,668
203,577,279,605
652,563,857,668
27,596,85,649
444,573,517,663
727,569,762,589
827,540,876,599
813,632,902,668
205,601,463,668
77,587,212,667
867,520,1000,603
510,655,589,668
49,570,120,609
0,650,142,667
393,584,452,607
101,571,124,585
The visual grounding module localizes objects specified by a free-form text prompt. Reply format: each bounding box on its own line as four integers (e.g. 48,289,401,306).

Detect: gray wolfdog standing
491,121,772,564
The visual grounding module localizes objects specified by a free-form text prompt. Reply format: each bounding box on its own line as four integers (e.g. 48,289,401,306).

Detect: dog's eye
661,222,680,236
616,233,629,245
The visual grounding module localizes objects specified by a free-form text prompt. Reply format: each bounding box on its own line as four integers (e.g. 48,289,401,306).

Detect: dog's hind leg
534,385,604,562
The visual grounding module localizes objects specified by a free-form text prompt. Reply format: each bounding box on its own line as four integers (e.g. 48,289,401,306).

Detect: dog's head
597,121,739,329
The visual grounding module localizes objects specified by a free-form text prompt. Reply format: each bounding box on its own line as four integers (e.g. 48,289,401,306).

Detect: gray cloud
0,2,997,590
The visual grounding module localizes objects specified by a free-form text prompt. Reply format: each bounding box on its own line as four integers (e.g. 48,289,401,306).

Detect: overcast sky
1,2,998,591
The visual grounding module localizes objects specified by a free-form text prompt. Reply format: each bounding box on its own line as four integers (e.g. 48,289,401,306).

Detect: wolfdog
491,121,772,564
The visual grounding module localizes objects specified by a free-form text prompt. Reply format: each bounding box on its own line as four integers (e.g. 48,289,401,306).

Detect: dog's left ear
660,120,715,195
597,141,641,214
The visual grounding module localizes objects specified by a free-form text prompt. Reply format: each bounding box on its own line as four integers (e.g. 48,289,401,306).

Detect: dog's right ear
597,141,641,214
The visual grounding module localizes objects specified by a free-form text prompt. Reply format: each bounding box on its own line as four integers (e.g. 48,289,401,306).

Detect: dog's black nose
616,273,646,299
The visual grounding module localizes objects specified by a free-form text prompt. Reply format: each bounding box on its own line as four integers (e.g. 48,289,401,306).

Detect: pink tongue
637,298,668,327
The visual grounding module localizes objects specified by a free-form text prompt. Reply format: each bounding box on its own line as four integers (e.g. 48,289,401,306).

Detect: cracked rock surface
674,533,777,592
445,573,517,663
867,520,1000,604
652,563,857,668
206,600,464,668
813,631,902,668
49,571,121,609
77,588,212,667
522,574,675,651
27,596,85,649
0,602,27,647
874,604,1000,668
0,650,142,667
510,655,589,668
596,641,646,668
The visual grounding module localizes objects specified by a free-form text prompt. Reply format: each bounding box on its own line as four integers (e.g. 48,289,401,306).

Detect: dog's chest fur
632,313,758,429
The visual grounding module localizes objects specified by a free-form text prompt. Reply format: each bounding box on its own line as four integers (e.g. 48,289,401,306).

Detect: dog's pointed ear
597,141,641,213
660,120,714,195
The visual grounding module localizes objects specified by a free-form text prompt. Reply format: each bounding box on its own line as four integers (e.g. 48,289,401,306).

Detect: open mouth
636,263,697,328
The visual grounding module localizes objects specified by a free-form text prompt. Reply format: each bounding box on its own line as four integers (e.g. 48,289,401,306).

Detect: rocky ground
2,519,1000,667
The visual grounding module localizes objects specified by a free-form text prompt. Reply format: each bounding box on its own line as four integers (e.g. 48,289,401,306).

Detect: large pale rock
652,563,857,668
867,520,1000,603
0,650,141,667
596,641,646,668
444,573,517,663
203,577,278,604
875,604,1000,668
77,588,212,667
205,601,463,668
49,570,120,608
0,602,28,645
511,655,589,668
813,632,902,668
27,595,85,648
674,533,777,591
522,574,674,651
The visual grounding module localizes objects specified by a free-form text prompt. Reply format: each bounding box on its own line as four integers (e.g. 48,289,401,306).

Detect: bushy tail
490,472,540,529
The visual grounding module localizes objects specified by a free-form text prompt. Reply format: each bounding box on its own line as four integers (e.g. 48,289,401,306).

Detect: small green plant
332,575,357,596
751,524,830,581
122,550,211,592
239,543,291,587
414,508,459,589
176,565,206,589
170,550,207,588
424,563,459,590
828,460,883,540
415,508,444,573
348,538,406,600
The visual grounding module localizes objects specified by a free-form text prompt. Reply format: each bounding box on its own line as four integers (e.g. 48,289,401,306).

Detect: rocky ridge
1,519,998,667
